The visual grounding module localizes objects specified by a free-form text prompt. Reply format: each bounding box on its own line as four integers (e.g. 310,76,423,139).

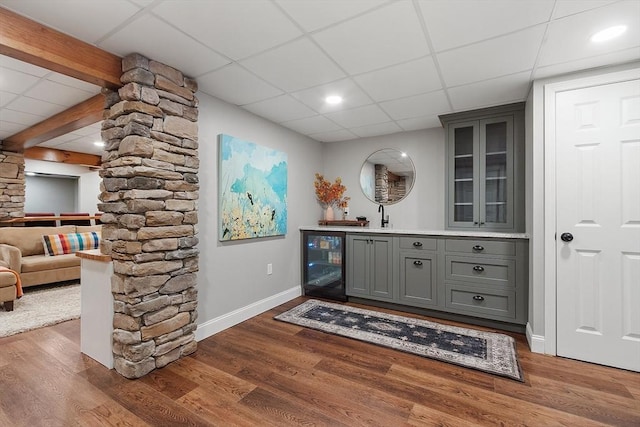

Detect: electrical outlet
267,263,272,275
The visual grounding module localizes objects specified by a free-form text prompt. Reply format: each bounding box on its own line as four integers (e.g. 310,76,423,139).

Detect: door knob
560,232,573,242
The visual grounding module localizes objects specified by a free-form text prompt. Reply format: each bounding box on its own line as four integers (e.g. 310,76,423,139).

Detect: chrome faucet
378,204,389,228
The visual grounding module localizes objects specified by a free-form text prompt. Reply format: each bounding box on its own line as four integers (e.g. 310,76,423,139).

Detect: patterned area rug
275,299,523,382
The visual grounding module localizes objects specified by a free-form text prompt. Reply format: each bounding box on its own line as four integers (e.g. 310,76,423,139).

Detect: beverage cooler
301,230,346,301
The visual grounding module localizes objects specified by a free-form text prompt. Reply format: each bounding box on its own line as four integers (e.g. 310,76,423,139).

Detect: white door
556,79,640,372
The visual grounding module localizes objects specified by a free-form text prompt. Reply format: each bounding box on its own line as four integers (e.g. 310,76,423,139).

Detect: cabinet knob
413,260,423,266
473,265,485,272
412,241,423,247
472,295,485,302
472,245,484,251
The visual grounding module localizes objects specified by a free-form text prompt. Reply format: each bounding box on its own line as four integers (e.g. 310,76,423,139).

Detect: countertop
299,225,529,240
76,249,112,262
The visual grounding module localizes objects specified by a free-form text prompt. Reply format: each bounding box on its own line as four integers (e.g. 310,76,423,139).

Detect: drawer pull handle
473,265,485,272
473,245,484,251
413,242,423,247
413,260,423,266
473,295,485,302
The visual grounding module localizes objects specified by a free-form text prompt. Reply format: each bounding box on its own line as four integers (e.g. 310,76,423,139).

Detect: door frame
543,67,640,356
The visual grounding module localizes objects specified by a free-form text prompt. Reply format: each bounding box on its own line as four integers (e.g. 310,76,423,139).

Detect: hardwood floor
0,296,638,426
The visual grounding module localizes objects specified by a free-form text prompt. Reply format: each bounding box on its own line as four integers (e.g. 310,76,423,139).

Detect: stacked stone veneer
0,151,25,222
99,53,199,378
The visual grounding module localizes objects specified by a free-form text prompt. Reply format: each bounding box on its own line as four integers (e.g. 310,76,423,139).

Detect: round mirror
359,148,415,205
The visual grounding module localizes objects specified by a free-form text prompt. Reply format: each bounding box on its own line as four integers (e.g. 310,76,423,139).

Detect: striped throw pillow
42,232,100,256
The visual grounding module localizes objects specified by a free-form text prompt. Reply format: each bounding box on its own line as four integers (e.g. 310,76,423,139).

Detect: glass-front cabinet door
449,121,478,227
480,116,513,229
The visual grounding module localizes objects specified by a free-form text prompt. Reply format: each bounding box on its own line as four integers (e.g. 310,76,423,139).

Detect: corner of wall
526,322,545,354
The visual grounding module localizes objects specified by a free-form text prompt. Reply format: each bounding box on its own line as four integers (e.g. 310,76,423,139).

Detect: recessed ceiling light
94,141,105,147
591,25,627,43
325,95,343,105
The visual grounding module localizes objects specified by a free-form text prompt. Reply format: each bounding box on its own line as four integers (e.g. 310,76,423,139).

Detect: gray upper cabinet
440,103,525,232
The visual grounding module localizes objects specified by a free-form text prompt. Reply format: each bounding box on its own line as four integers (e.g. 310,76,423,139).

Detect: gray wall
322,128,446,230
196,93,324,333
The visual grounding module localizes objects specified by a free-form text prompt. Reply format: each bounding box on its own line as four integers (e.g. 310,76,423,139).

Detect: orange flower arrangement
314,173,350,208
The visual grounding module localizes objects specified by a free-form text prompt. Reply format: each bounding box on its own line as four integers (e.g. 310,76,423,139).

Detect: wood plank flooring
1,296,638,426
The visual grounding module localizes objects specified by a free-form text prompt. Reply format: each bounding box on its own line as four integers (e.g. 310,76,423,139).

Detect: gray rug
0,282,80,337
275,299,523,382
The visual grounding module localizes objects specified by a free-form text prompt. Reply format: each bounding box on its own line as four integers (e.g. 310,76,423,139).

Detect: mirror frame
359,148,415,205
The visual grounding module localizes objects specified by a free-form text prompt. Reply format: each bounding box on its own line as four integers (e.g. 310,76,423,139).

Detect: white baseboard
195,285,301,341
526,322,546,354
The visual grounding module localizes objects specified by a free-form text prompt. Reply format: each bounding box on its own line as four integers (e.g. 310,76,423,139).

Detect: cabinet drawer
445,255,515,288
445,239,516,256
399,236,437,251
445,284,515,320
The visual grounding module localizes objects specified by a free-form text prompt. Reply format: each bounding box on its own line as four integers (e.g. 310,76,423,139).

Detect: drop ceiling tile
4,96,67,117
0,0,141,43
281,115,342,135
418,0,554,52
379,90,450,121
310,129,358,142
354,57,441,102
437,25,546,86
291,78,372,113
0,91,18,108
275,0,386,32
539,1,640,67
0,108,45,126
197,64,283,106
243,95,317,123
241,38,346,92
396,115,443,131
25,80,94,107
0,68,40,94
99,14,230,78
312,1,429,75
448,72,531,111
46,73,101,93
552,0,618,19
72,123,103,137
324,104,391,128
153,0,302,60
534,47,640,80
0,120,22,135
0,55,50,77
350,121,403,138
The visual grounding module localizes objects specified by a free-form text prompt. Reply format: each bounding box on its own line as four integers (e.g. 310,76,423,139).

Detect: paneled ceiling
1,0,639,156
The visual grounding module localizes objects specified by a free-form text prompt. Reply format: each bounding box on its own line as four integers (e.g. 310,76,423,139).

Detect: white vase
324,206,334,221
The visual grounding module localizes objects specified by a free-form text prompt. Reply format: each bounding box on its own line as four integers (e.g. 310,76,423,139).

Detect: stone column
0,150,25,222
99,53,199,378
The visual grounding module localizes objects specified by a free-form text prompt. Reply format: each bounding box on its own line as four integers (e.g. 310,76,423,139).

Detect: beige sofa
0,225,101,289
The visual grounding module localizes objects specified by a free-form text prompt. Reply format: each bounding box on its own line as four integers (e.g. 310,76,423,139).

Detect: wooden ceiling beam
24,146,101,169
3,94,105,153
0,7,122,88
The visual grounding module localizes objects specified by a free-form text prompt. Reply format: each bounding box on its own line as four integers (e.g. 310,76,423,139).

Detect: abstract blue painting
218,134,287,241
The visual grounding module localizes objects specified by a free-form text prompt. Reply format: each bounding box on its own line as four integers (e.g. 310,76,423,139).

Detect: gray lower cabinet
398,237,438,308
442,237,528,325
346,234,394,302
345,233,528,327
